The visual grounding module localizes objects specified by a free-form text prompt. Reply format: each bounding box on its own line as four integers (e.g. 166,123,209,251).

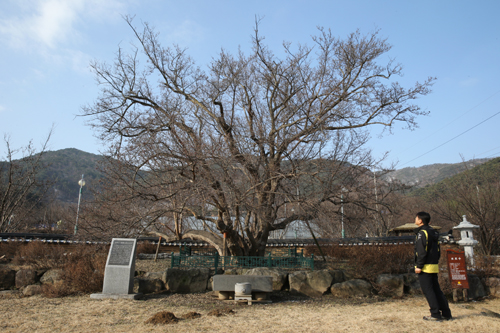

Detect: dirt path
1,292,499,332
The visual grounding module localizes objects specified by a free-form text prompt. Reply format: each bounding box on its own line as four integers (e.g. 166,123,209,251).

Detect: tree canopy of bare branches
83,17,434,255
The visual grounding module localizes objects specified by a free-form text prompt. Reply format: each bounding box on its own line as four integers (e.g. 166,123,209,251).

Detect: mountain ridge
4,148,497,203
383,158,491,188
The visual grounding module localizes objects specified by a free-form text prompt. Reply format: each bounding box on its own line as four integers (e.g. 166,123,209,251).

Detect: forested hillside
6,148,494,205
383,158,490,188
411,157,500,198
39,148,106,202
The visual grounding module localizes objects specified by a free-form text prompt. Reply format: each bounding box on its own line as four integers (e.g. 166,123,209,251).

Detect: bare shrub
473,254,500,279
0,242,21,261
24,244,108,297
12,241,67,269
58,245,107,295
136,241,158,254
307,244,413,281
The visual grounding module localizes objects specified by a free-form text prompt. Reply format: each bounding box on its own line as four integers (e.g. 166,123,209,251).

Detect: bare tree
0,133,53,232
78,154,196,240
429,158,500,255
83,17,434,255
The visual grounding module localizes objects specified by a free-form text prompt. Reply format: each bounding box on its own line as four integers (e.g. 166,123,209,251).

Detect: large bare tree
83,17,434,255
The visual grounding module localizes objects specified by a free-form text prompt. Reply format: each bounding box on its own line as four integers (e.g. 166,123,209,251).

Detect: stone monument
453,215,480,265
90,238,142,300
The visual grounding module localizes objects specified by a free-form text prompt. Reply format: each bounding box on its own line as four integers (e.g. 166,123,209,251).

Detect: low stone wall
0,265,494,301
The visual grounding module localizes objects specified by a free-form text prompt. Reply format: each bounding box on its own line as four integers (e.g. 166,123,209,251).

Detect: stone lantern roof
453,215,479,247
453,215,480,231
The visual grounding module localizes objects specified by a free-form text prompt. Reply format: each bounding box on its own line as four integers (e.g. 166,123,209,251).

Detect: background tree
83,17,434,255
428,158,500,255
78,154,196,240
0,133,53,232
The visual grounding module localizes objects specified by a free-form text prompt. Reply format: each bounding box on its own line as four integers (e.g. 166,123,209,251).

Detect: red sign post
446,249,469,301
446,249,469,289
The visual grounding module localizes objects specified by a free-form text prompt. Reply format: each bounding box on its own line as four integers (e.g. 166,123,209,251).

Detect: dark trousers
418,272,451,318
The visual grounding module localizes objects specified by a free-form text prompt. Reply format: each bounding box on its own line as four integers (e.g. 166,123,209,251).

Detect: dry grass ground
1,292,499,333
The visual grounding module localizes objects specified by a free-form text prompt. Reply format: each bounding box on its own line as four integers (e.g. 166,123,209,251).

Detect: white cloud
168,20,204,46
35,0,84,48
0,105,6,113
459,77,479,87
0,0,129,50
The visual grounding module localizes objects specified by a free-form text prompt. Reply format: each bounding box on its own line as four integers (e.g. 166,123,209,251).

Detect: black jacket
414,224,440,273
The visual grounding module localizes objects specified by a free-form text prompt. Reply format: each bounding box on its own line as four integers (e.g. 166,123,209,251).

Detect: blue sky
1,0,499,168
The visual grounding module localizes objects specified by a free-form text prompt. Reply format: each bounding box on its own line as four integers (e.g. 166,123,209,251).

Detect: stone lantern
453,215,480,265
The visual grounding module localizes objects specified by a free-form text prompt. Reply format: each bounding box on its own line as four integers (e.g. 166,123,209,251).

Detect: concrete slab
212,275,273,292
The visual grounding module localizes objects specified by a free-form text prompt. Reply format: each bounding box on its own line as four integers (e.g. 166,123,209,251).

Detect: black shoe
443,316,453,321
423,316,442,321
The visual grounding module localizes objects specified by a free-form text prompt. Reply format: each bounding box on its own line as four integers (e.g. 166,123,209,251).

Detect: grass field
1,292,499,333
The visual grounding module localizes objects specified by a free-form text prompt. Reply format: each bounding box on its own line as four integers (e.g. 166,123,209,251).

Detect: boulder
0,266,16,290
244,268,288,291
289,271,321,297
23,284,43,297
16,269,38,289
289,270,340,297
134,278,165,294
40,269,64,284
402,273,421,295
162,268,210,293
376,274,404,298
331,279,374,298
487,277,500,296
468,274,487,299
308,270,338,294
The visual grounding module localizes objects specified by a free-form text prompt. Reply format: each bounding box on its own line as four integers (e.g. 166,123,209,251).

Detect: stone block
288,269,342,297
331,279,374,298
16,269,38,289
244,268,288,291
0,267,16,290
134,278,165,294
23,284,43,296
163,268,210,293
376,274,404,297
289,271,322,297
40,269,64,284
